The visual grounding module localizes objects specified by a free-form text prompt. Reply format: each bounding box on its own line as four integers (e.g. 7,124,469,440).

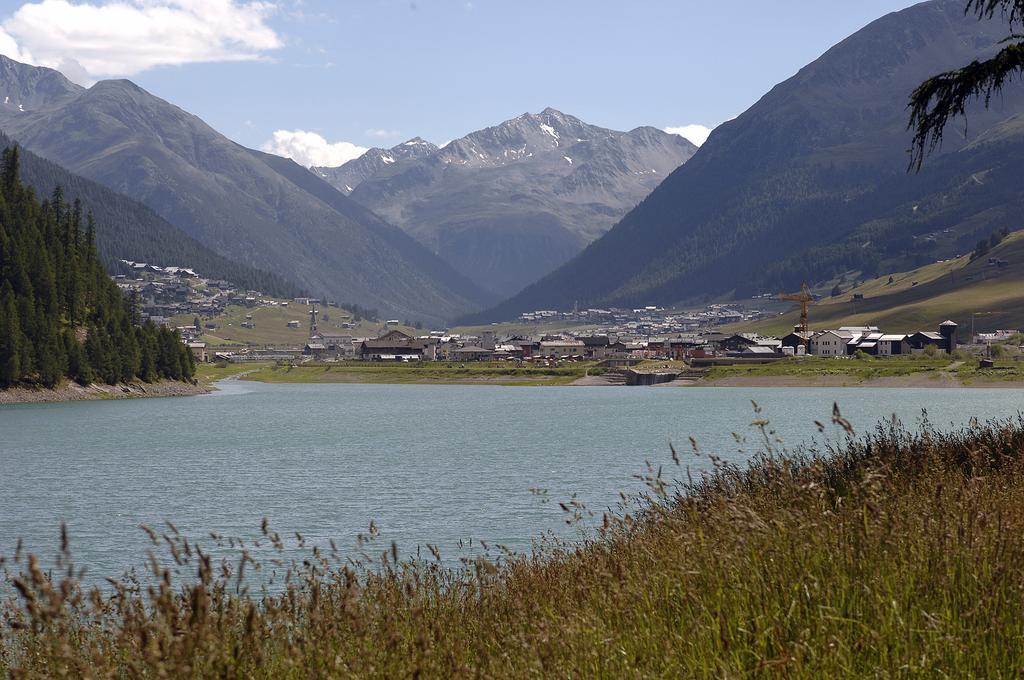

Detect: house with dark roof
698,332,729,350
781,328,812,352
359,330,424,361
303,342,328,359
452,345,494,362
720,334,758,353
580,335,611,359
907,332,946,353
877,334,910,356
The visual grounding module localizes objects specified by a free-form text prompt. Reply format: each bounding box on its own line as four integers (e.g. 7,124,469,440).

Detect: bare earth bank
0,380,210,405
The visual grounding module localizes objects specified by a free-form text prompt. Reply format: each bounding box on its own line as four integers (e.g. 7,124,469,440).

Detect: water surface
1,381,1021,582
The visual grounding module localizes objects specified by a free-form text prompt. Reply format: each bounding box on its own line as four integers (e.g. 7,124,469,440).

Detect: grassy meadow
702,354,1024,387
744,230,1024,337
228,361,603,386
171,304,419,348
193,362,257,385
704,356,957,384
4,409,1024,676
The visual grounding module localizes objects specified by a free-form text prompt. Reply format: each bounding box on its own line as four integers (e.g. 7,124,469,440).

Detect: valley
6,0,1024,676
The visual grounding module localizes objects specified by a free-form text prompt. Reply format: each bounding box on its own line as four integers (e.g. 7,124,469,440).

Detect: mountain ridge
2,129,300,298
0,56,491,324
314,108,696,296
465,0,1024,322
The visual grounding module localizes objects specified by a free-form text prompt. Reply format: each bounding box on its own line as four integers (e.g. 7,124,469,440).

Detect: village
193,309,976,368
114,260,275,324
108,261,1019,370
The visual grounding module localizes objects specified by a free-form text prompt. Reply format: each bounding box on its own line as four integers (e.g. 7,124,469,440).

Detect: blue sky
0,0,925,166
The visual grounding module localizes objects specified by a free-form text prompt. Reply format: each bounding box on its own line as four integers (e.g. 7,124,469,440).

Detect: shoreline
0,379,211,405
8,370,1024,402
230,370,1024,389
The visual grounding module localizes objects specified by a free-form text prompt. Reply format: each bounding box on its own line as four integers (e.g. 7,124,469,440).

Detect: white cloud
0,26,32,64
0,0,282,85
664,124,713,147
365,128,401,139
261,129,368,168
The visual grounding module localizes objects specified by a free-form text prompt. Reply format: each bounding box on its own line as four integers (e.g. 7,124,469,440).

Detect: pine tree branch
908,41,1024,171
968,0,1024,27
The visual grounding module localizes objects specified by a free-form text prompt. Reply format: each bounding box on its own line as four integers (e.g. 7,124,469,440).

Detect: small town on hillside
114,260,1016,369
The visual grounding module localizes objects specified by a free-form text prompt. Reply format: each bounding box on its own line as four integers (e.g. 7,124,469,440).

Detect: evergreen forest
0,146,195,388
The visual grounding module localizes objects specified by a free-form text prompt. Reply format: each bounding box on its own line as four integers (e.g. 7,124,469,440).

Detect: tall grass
4,409,1024,677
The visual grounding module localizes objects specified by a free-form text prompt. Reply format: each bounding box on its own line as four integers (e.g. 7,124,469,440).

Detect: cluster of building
782,322,960,357
113,260,273,325
207,320,963,366
515,304,772,335
117,261,980,368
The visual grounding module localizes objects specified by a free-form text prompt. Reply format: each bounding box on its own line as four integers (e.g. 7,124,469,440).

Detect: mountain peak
0,54,82,113
470,0,1024,322
312,134,439,194
331,109,696,296
88,79,146,95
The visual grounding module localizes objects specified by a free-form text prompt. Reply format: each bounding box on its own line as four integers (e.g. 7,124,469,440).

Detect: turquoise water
0,381,1021,583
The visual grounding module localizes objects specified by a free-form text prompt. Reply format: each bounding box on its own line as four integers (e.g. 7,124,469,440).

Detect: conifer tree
0,143,195,388
0,282,21,386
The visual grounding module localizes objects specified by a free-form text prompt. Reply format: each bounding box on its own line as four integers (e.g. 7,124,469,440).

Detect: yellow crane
778,283,815,349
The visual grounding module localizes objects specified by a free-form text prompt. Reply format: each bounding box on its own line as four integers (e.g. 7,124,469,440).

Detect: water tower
939,320,958,353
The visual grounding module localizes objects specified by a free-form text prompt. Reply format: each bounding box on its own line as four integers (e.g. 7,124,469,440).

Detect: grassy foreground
5,411,1024,676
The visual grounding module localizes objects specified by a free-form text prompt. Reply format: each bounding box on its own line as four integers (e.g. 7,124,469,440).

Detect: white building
810,330,854,356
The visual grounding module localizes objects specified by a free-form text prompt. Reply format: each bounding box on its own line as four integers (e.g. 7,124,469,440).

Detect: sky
0,0,927,167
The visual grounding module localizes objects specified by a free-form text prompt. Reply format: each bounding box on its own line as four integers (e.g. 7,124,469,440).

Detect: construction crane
778,283,815,349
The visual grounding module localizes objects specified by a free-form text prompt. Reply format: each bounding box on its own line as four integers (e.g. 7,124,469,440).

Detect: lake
1,381,1022,584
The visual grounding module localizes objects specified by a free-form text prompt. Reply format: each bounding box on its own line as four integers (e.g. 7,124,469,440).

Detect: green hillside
170,303,418,348
747,230,1024,337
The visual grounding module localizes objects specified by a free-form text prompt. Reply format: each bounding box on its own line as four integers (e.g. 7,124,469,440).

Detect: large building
359,330,425,361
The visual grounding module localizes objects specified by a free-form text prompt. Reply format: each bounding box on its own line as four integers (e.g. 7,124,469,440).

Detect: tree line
5,131,301,300
0,146,195,388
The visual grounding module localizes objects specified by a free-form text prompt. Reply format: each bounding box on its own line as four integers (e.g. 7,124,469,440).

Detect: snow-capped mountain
313,137,437,195
314,108,697,295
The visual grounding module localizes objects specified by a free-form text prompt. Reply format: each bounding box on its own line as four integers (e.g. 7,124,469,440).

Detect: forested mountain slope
0,57,490,324
3,131,299,298
469,0,1024,322
0,147,194,388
